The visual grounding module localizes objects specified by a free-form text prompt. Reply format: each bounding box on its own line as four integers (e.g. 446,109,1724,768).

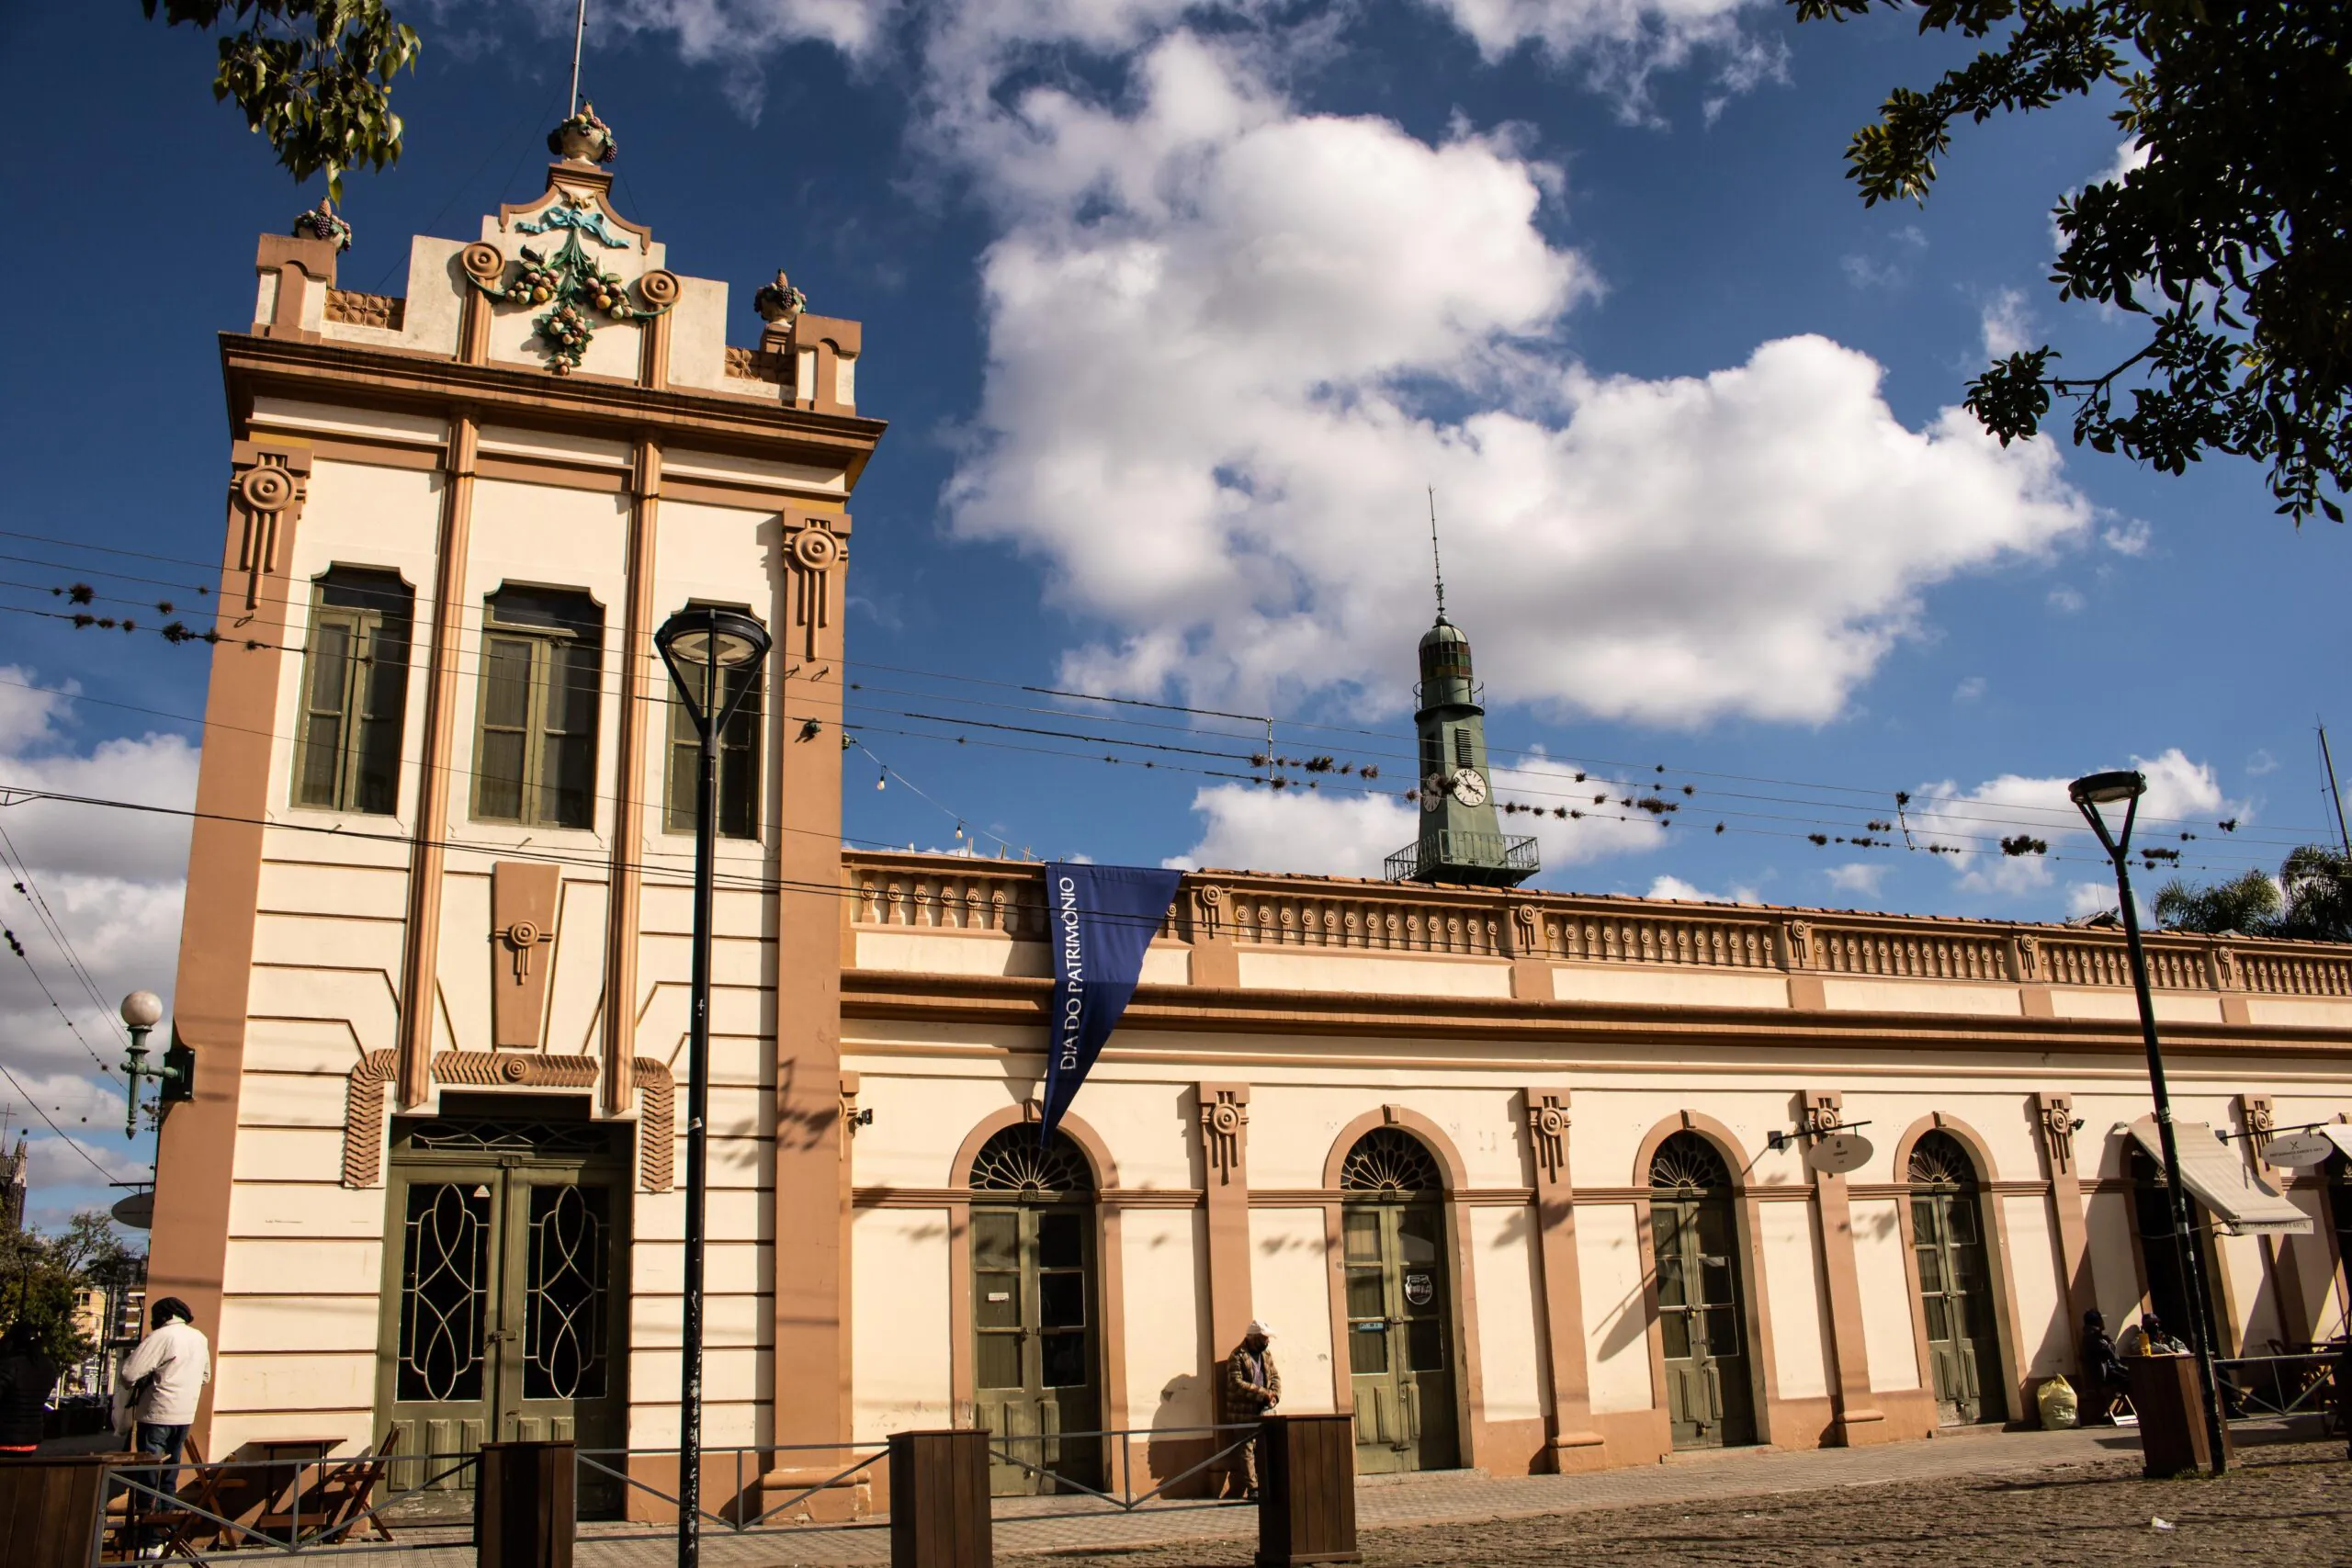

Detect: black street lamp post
2069,768,2229,1474
654,606,772,1568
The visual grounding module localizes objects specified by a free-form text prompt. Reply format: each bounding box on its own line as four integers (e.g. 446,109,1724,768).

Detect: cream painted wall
1249,1208,1337,1413
1122,1210,1213,1429
1849,1197,1921,1393
1550,967,1787,1010
2083,1190,2146,1328
1467,1207,1545,1427
850,1208,955,1441
2000,1194,2070,1380
1237,951,1511,998
1575,1203,1653,1416
1756,1201,1828,1400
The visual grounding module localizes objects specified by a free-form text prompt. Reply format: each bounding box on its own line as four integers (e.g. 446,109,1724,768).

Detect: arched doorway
1648,1132,1756,1449
1339,1128,1458,1474
1906,1132,2007,1426
968,1126,1102,1495
2129,1144,2229,1355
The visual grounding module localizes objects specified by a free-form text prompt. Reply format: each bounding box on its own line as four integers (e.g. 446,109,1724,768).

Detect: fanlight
1340,1128,1442,1197
1906,1131,1978,1190
1648,1132,1731,1193
969,1126,1094,1197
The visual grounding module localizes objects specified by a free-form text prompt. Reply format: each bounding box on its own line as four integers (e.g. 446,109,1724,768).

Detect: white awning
2323,1123,2352,1161
2128,1120,2312,1236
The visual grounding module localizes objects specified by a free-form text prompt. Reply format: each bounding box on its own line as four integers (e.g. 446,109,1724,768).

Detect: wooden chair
125,1437,241,1561
305,1427,402,1545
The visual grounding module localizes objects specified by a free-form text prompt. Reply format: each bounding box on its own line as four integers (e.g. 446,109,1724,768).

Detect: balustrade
837,852,2352,1007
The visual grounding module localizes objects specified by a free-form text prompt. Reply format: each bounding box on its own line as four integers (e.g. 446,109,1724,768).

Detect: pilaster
1802,1089,1890,1445
1524,1087,1605,1470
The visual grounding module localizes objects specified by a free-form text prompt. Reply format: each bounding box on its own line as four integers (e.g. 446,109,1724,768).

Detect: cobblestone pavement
330,1424,2350,1565
1006,1438,2352,1567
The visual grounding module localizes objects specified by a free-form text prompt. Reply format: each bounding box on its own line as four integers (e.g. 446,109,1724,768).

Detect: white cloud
1841,254,1902,290
1823,862,1885,897
1980,287,2033,359
1167,751,1667,879
1427,0,1781,121
2245,749,2278,777
2099,138,2152,187
0,670,196,1223
1644,874,1758,904
2047,586,2086,614
1953,676,1985,705
2064,880,2117,919
1908,748,2233,898
2101,517,2152,557
937,32,2090,729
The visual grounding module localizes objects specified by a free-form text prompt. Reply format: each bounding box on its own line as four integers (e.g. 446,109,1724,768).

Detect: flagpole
569,0,589,117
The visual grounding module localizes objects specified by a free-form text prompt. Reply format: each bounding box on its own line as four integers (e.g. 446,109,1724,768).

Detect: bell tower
1386,499,1538,887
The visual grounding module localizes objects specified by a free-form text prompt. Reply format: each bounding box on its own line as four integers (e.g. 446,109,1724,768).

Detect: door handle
487,1330,518,1344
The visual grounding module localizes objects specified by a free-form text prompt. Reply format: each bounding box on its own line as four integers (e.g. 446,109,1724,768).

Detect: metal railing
1383,830,1541,884
571,1440,888,1541
984,1422,1259,1522
89,1448,479,1565
2216,1351,2343,1426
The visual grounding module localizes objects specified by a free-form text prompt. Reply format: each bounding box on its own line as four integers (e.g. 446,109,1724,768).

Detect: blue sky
0,1,2344,1222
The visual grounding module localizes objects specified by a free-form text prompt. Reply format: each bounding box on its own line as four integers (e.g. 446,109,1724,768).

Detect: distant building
144,112,2350,1518
1,1134,27,1234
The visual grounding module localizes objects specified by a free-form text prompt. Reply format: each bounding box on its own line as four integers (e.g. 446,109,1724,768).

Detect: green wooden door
380,1119,629,1511
972,1204,1101,1496
1342,1202,1458,1475
1649,1133,1755,1450
1908,1134,2006,1426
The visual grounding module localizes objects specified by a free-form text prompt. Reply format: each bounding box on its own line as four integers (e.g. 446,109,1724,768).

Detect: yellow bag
2038,1373,2079,1429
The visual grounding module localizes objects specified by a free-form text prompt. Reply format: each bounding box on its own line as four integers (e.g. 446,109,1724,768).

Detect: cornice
220,333,887,485
839,968,2352,1057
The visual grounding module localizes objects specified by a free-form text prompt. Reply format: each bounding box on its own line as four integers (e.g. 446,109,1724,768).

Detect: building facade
150,135,2352,1516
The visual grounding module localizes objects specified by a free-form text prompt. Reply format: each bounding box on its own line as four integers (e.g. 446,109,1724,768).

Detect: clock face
1453,768,1489,807
1421,774,1447,812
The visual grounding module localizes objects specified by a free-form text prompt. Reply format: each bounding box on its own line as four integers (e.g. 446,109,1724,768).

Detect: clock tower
1385,514,1539,887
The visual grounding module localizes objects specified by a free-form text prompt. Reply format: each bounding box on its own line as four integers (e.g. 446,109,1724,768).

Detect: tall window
474,586,603,829
294,568,413,814
662,606,763,840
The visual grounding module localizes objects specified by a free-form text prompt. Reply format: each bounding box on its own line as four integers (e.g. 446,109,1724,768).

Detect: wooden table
243,1437,345,1541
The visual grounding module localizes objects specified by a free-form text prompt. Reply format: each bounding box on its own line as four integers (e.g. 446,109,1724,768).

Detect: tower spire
1427,485,1447,622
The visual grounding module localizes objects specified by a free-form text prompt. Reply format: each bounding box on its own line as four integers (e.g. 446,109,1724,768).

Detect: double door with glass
1652,1192,1756,1449
1342,1202,1458,1474
1912,1189,2006,1425
379,1123,628,1509
972,1204,1101,1495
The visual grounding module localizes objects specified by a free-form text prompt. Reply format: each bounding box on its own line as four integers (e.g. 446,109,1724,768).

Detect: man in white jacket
115,1295,210,1545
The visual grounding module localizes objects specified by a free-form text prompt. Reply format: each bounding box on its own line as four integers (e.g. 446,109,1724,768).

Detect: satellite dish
2259,1131,2335,1169
109,1191,154,1230
1806,1134,1874,1175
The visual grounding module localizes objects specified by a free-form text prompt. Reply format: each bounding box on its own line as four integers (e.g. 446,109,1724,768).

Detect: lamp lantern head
2068,770,2147,808
120,990,164,1031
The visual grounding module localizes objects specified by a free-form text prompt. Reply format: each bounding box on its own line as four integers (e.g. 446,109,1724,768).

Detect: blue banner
1040,862,1183,1139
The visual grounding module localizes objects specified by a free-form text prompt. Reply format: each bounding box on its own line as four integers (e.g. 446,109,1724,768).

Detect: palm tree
2152,868,2281,936
2276,846,2352,942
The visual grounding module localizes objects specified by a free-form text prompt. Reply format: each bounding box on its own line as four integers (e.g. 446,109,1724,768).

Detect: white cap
1246,1320,1272,1338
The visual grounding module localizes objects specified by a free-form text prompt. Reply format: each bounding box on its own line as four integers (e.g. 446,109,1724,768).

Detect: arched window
294,566,413,814
1340,1128,1442,1199
1906,1130,2005,1425
1646,1130,1753,1448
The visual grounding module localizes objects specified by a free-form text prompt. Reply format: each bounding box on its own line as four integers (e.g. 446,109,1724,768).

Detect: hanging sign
1039,863,1184,1139
109,1191,154,1230
2258,1131,2336,1168
1806,1133,1874,1175
1403,1272,1435,1307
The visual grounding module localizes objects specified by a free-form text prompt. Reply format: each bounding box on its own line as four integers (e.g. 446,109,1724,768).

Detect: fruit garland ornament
293,199,354,254
467,195,673,374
